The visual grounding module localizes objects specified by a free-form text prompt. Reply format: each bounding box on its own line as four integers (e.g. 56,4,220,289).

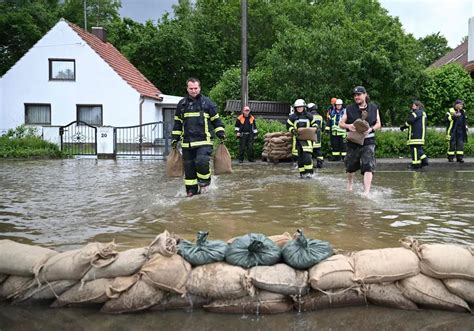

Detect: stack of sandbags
261,132,293,162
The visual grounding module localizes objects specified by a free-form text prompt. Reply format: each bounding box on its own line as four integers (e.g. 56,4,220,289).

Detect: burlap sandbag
0,276,34,300
353,248,419,283
346,131,366,145
148,230,178,257
166,147,184,177
82,247,148,282
268,232,293,248
204,291,293,314
101,279,164,314
270,137,285,144
248,264,309,295
443,279,474,304
186,262,252,299
294,288,366,312
309,254,356,291
297,127,317,141
0,240,57,276
140,253,191,294
50,278,114,308
353,118,370,133
364,283,418,310
397,274,470,313
13,280,77,305
213,143,232,175
36,242,117,283
150,293,211,311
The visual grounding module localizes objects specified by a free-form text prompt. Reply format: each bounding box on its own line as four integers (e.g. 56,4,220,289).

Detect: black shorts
345,143,376,174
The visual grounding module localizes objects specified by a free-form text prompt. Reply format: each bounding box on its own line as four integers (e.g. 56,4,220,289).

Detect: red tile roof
430,39,473,72
68,21,161,100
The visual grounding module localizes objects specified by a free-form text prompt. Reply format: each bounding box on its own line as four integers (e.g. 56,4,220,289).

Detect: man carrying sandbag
171,78,225,197
339,86,381,196
235,106,258,163
325,99,347,161
287,99,317,178
400,100,428,170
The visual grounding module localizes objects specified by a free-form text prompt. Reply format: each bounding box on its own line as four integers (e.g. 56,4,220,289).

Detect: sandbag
166,147,184,177
213,143,232,175
36,242,117,283
281,229,333,270
186,262,252,299
225,233,281,268
294,288,366,312
0,240,57,276
0,275,33,300
204,291,293,314
82,247,148,282
51,278,114,308
13,280,77,305
101,279,164,314
396,274,471,313
148,230,178,257
364,283,418,310
443,279,474,305
309,254,355,291
353,118,370,133
268,232,293,248
248,263,309,295
297,127,317,141
353,247,419,283
140,253,191,294
178,231,227,266
346,131,366,145
150,293,211,311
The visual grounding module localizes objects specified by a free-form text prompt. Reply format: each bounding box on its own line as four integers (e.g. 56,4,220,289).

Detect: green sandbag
178,231,227,266
225,233,281,268
281,229,334,270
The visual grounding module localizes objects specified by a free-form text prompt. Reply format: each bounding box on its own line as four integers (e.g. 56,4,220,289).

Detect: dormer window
49,59,75,81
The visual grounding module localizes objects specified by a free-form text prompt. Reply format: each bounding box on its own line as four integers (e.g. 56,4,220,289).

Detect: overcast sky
120,0,473,48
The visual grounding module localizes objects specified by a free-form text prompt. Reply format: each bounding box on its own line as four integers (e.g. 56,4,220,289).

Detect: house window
77,105,103,126
25,104,51,125
49,59,75,80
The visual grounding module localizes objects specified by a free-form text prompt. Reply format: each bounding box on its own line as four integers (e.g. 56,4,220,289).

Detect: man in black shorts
339,86,381,195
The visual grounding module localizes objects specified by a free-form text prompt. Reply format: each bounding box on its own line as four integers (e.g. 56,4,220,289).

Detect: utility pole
84,0,87,31
241,0,248,109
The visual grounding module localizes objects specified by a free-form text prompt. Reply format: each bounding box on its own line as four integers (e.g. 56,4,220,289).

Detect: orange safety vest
238,114,255,124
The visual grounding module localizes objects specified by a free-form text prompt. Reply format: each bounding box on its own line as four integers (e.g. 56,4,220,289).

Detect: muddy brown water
0,159,473,330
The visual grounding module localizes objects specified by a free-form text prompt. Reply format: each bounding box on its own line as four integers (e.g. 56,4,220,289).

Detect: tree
61,0,121,31
417,33,451,68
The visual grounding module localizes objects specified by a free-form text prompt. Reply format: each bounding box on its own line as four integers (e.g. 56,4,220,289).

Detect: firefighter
446,99,468,163
287,99,316,178
400,100,428,169
308,102,324,168
235,105,258,163
326,99,347,161
171,78,225,197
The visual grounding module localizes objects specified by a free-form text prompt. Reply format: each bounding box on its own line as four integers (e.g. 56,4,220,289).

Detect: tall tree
417,33,451,68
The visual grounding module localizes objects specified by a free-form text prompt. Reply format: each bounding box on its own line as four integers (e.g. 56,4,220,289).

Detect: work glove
216,131,226,142
291,129,298,137
171,139,178,148
399,125,407,132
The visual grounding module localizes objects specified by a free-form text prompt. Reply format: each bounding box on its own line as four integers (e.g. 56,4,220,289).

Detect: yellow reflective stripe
304,164,313,170
189,141,212,147
447,151,455,155
183,112,201,117
214,127,225,133
184,179,198,186
408,139,424,144
420,154,427,160
174,116,183,122
287,119,294,126
313,143,321,148
341,152,347,156
172,130,182,135
456,151,464,155
210,114,220,121
298,167,305,172
197,172,211,180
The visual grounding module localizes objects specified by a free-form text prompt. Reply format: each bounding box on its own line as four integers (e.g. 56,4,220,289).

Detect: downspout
139,96,145,159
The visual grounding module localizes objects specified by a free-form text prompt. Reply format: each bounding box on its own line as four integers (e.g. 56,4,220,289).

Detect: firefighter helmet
293,99,306,108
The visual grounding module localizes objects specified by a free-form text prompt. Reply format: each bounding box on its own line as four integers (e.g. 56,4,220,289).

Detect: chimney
91,27,107,43
469,17,474,62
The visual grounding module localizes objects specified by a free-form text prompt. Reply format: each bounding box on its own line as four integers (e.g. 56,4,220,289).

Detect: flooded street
0,159,473,330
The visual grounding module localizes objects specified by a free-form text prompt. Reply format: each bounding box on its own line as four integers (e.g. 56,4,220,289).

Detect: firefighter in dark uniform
400,100,428,169
325,99,347,161
235,105,258,163
446,99,468,163
171,78,225,197
308,102,324,168
287,99,316,178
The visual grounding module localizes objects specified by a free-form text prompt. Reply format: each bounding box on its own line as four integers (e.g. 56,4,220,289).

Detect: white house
0,19,182,142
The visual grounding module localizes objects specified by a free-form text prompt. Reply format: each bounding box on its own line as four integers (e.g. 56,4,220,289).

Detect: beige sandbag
148,230,178,257
50,278,114,308
101,279,164,314
166,147,184,177
270,137,285,144
0,240,57,276
268,232,293,248
186,262,252,299
346,131,366,145
204,291,293,314
364,283,418,310
150,293,211,311
353,118,370,133
140,253,191,294
297,127,317,141
309,254,355,291
396,274,470,313
105,274,140,299
353,248,419,283
36,242,117,283
0,276,34,300
13,280,77,304
82,247,148,282
213,143,232,175
294,288,366,312
443,279,474,304
248,264,309,295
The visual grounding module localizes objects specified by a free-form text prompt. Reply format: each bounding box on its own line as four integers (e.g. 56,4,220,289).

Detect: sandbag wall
0,233,473,315
261,132,293,163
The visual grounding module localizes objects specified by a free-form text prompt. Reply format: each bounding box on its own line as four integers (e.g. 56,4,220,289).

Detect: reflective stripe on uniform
172,130,182,135
197,172,211,180
210,114,220,121
174,116,183,122
185,179,198,186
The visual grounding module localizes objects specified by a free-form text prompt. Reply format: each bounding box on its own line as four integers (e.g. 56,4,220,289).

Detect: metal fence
114,122,170,158
59,121,97,155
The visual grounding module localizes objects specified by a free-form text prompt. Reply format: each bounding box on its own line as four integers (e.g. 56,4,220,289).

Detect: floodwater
0,159,473,330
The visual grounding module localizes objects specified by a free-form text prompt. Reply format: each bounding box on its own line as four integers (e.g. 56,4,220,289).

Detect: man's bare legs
347,172,355,191
363,171,373,195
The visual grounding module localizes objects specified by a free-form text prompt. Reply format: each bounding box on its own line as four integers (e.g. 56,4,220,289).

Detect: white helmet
293,99,306,108
335,99,343,105
307,103,315,109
